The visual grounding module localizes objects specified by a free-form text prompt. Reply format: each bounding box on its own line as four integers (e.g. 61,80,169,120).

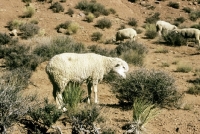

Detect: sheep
46,53,129,111
173,28,200,47
115,28,137,42
156,20,177,36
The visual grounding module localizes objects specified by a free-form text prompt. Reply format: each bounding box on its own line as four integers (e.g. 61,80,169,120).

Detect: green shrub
67,8,74,16
33,36,85,61
56,21,71,31
0,33,12,45
113,68,181,107
109,8,116,14
19,23,40,39
22,5,35,18
168,1,179,9
7,19,24,31
91,32,103,41
96,18,112,29
187,84,200,95
30,19,39,24
27,99,62,133
189,10,200,21
163,31,186,46
154,47,169,53
85,12,95,22
87,45,113,56
62,83,84,112
50,2,64,13
176,64,192,73
191,23,200,30
128,18,137,27
174,17,185,23
124,99,159,134
67,22,79,34
182,7,192,13
145,12,160,24
145,23,157,39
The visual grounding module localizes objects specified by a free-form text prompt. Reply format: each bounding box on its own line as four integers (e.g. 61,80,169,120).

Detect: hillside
1,0,200,134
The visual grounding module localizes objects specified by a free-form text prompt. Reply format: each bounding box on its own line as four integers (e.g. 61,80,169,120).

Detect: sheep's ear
115,64,120,67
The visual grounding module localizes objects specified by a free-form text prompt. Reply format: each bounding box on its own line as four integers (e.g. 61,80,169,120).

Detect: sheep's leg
87,81,92,104
56,93,67,111
93,83,98,104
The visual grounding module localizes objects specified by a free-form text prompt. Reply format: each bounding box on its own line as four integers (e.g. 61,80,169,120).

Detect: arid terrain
1,0,200,134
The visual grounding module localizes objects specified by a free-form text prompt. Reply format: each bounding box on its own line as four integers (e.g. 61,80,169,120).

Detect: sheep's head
112,58,129,78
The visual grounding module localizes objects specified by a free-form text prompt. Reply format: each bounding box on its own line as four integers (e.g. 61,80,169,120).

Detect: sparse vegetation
128,18,137,27
113,68,182,107
163,31,186,46
191,23,200,30
145,23,157,39
67,8,74,16
182,7,192,13
189,10,200,21
96,18,112,29
91,31,103,41
22,5,35,18
176,64,192,73
50,2,64,13
155,47,169,53
167,1,179,9
85,12,95,22
145,12,160,24
7,19,24,31
187,84,200,95
19,23,40,39
0,33,12,45
56,21,79,34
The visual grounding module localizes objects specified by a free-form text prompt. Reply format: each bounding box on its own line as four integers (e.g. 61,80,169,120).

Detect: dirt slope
1,0,200,134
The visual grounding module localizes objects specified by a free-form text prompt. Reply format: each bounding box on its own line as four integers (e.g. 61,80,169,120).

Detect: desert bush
22,5,35,18
0,77,36,133
75,0,108,17
145,12,160,24
154,47,169,53
175,17,185,23
168,1,179,9
124,99,159,134
50,2,64,13
191,23,200,30
67,8,74,16
176,64,192,73
33,36,85,61
128,18,137,27
109,8,116,14
96,18,112,29
62,83,84,112
187,84,200,95
182,7,192,13
189,10,200,21
22,0,32,3
7,19,24,31
67,22,79,34
56,21,71,31
85,12,95,22
135,28,143,34
113,68,181,107
145,23,157,39
19,23,40,39
91,32,103,41
0,33,12,45
87,45,113,57
60,0,66,2
27,99,62,133
30,19,39,24
163,31,186,46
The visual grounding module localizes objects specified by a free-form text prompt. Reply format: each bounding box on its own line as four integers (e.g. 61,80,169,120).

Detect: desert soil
1,0,200,134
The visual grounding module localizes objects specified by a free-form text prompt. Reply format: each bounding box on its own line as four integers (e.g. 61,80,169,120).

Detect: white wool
156,20,177,36
115,28,137,41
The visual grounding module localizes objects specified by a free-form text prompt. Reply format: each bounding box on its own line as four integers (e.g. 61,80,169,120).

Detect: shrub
7,19,24,31
62,83,84,112
56,21,71,31
144,23,157,39
182,7,192,13
33,36,85,61
113,68,181,107
154,47,169,53
191,23,200,30
189,10,200,21
0,33,12,45
22,0,32,3
176,64,192,73
67,22,79,34
96,18,112,29
50,2,64,13
128,18,137,27
145,12,160,24
0,76,36,133
109,8,116,14
87,45,113,56
67,8,74,16
60,0,66,2
85,12,95,22
175,17,185,23
19,23,40,39
22,5,35,18
168,1,179,9
163,31,186,46
91,32,103,41
27,99,62,133
187,84,200,95
124,99,159,134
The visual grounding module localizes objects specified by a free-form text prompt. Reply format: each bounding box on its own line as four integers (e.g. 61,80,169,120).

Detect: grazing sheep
115,28,137,42
173,28,200,47
46,53,129,110
156,20,177,36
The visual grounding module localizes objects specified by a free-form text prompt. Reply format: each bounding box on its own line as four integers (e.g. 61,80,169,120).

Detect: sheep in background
46,53,129,111
115,28,137,42
173,28,200,47
156,20,177,36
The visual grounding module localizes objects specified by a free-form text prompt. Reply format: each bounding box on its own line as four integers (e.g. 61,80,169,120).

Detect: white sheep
46,53,129,110
173,28,200,47
156,20,177,36
115,28,137,42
